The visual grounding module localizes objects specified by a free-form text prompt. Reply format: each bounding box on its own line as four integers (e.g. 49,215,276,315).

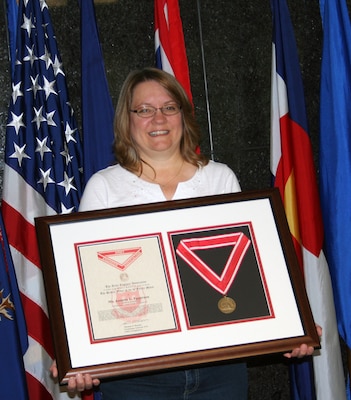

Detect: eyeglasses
130,104,182,118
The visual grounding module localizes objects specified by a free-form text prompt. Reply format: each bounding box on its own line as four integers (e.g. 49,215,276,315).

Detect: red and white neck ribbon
97,247,142,270
176,232,250,295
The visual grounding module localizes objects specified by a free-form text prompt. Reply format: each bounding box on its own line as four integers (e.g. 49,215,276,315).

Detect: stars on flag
5,0,83,213
9,143,31,167
42,76,57,98
21,14,35,36
35,137,51,160
52,55,64,76
32,106,47,129
23,44,38,66
58,171,78,195
7,112,25,134
11,82,23,103
37,167,55,191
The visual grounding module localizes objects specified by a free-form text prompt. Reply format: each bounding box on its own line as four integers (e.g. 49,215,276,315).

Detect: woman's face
129,80,183,160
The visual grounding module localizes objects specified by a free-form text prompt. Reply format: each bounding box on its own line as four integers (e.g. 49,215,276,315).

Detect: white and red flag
154,0,193,103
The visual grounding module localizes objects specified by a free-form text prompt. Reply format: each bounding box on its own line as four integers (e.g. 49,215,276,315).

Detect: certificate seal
218,296,236,314
120,272,129,282
112,287,148,322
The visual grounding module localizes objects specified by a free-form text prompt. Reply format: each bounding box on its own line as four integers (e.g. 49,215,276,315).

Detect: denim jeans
100,363,248,400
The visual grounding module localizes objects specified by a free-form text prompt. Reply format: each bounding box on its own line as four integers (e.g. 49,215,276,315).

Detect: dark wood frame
35,188,320,385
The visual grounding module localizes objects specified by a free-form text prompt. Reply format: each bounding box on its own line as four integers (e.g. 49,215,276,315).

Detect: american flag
2,0,83,399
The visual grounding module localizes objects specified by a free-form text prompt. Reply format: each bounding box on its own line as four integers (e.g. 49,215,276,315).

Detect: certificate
75,235,179,341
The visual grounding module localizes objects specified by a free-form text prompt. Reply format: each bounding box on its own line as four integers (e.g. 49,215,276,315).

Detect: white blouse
79,160,241,212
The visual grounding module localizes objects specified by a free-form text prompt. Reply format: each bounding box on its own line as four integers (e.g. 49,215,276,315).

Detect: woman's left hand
283,324,322,359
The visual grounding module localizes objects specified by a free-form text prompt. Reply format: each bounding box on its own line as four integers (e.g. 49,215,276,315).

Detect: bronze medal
218,296,236,314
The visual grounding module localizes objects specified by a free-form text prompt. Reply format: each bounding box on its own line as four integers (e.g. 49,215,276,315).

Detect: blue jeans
100,363,247,400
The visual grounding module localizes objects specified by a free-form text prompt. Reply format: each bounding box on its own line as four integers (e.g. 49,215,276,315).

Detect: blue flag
78,2,114,398
319,0,351,397
0,213,29,400
79,0,115,185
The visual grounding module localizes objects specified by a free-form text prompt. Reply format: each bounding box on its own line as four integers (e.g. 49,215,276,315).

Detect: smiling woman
112,68,209,194
129,82,184,163
66,68,249,399
52,67,321,400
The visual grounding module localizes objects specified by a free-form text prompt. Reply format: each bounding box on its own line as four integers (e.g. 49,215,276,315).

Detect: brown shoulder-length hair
113,67,208,173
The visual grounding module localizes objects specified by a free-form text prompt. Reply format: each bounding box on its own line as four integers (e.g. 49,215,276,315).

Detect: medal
176,232,250,314
218,296,236,314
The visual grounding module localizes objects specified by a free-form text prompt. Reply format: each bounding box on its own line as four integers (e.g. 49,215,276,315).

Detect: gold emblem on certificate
218,296,236,314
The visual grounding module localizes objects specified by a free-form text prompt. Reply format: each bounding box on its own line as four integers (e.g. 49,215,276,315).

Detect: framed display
35,188,320,385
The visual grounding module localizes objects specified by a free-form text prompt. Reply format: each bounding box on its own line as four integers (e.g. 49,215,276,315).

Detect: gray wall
0,0,329,398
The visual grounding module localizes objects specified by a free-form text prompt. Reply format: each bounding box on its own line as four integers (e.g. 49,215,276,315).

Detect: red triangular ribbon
97,247,142,270
176,232,250,295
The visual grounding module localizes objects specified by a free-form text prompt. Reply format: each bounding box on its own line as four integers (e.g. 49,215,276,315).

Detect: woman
79,67,240,210
51,68,319,399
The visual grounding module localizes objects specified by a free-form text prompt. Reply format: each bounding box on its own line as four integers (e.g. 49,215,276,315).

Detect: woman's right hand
50,361,100,394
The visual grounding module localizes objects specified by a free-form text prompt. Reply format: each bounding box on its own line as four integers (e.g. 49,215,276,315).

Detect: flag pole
196,0,214,160
3,1,11,63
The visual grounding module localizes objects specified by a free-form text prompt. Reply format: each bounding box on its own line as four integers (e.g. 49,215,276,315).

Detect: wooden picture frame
35,188,319,385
